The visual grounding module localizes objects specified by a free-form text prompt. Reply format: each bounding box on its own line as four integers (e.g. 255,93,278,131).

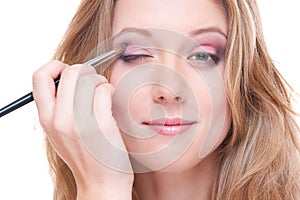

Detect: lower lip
147,124,194,136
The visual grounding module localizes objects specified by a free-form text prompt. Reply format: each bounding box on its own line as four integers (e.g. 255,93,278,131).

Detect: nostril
152,84,185,104
175,96,182,102
155,96,167,103
158,96,165,101
155,95,183,104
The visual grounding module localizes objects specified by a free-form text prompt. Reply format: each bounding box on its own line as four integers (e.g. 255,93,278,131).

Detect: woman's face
109,0,231,172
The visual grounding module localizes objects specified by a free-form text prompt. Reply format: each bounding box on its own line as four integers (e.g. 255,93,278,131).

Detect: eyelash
119,54,154,63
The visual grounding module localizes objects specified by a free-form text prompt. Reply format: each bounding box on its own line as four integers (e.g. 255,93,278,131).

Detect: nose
152,84,185,104
151,53,187,105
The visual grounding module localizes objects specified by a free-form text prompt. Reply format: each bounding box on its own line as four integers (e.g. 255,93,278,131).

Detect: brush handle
0,78,60,118
0,47,123,118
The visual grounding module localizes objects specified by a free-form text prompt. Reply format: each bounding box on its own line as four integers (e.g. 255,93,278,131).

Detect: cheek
109,63,154,124
196,65,232,159
170,64,231,159
108,62,126,86
128,87,151,120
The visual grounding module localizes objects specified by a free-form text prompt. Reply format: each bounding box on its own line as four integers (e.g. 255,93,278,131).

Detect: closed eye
119,54,154,63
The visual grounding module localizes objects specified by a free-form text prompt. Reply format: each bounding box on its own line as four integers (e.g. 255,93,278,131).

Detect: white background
0,1,299,199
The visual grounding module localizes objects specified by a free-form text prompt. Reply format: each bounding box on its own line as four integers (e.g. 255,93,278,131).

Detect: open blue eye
188,52,219,63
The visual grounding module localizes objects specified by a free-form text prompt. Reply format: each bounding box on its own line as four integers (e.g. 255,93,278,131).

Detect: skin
111,0,230,199
32,0,231,199
33,62,133,199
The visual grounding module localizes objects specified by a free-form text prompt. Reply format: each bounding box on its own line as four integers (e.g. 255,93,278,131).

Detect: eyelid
123,45,152,56
188,51,208,56
191,45,217,55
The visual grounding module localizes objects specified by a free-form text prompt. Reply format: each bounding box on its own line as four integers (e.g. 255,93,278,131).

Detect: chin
158,150,220,174
157,158,202,173
128,148,206,174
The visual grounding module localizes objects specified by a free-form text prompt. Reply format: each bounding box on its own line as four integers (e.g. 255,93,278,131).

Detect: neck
133,152,219,200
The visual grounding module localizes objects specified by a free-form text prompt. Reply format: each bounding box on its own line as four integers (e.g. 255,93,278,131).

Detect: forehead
112,0,227,36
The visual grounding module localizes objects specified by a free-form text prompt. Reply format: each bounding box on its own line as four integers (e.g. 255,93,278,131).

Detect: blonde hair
46,0,300,199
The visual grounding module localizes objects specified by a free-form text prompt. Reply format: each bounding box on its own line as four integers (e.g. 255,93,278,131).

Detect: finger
94,83,132,173
54,64,97,121
73,73,108,125
94,83,129,150
32,60,68,124
74,74,132,172
73,73,107,155
93,83,115,128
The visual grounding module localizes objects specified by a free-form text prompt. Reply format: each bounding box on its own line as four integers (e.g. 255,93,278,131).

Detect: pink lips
143,118,195,136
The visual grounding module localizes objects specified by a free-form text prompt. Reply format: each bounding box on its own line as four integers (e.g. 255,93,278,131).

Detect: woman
32,0,300,199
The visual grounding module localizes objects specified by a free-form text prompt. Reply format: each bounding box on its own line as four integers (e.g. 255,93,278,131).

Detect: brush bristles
114,44,127,55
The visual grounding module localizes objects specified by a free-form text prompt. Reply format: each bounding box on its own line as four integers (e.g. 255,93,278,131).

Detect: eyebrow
116,26,227,39
189,27,227,39
116,27,152,37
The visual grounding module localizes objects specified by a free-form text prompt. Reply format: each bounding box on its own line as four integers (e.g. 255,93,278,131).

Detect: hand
32,60,133,199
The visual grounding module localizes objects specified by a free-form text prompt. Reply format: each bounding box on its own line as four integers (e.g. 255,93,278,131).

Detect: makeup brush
0,44,126,118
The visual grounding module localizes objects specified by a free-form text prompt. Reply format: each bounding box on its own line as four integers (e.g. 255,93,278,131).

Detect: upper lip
142,118,196,126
